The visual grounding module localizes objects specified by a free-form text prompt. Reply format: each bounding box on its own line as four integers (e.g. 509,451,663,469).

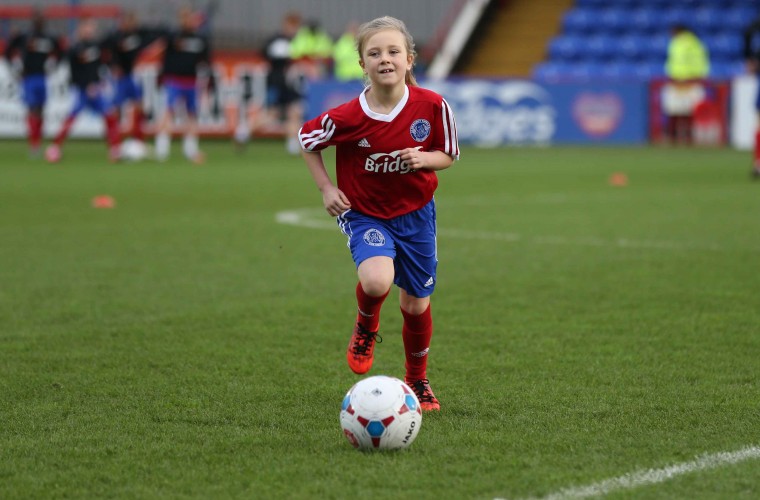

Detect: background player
298,16,459,411
45,18,120,163
744,14,760,178
103,10,162,152
258,11,305,155
154,7,212,164
3,11,62,158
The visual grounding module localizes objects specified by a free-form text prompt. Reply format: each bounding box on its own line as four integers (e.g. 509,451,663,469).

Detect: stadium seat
705,33,744,61
597,8,630,34
562,9,596,35
723,7,760,31
629,8,663,33
644,32,671,61
691,7,724,34
532,61,572,81
548,35,584,61
573,0,608,8
660,8,690,30
567,62,606,80
709,61,745,79
584,34,618,61
632,61,665,80
616,34,648,61
598,62,633,80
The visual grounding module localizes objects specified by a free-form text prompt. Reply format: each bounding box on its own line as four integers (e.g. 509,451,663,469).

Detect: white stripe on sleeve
299,114,336,151
441,98,459,159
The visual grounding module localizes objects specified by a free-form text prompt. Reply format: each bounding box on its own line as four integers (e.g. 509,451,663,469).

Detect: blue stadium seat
709,61,745,79
691,7,723,34
568,62,606,80
548,35,584,61
705,33,744,61
632,61,665,80
598,62,634,80
629,8,663,33
574,0,608,8
562,9,596,35
645,33,671,61
616,34,648,60
660,8,690,30
724,7,760,31
636,0,692,5
584,34,618,61
598,8,630,34
532,61,572,81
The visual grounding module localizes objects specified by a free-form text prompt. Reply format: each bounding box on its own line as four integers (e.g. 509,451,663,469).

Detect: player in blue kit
45,18,121,163
3,11,62,157
154,7,212,164
103,11,162,148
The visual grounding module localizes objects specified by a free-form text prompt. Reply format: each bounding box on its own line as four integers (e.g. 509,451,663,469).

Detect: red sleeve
430,96,459,160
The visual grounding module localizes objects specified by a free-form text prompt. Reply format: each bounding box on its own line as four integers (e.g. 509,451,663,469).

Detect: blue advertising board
305,79,648,145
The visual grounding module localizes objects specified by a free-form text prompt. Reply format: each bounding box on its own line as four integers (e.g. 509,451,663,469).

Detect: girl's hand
400,146,425,170
322,185,352,216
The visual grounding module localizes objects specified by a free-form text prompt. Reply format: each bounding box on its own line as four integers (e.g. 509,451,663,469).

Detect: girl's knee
400,296,430,316
360,275,392,297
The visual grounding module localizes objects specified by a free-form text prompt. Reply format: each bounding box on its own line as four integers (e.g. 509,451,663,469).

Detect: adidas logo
358,138,371,147
424,277,434,287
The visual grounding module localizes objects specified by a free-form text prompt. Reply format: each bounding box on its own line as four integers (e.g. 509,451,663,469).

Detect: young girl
298,16,459,411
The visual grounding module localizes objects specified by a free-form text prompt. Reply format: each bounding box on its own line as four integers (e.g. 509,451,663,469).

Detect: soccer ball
340,375,422,451
119,139,147,161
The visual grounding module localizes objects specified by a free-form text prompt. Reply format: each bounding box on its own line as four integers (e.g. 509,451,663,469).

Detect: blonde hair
356,16,418,87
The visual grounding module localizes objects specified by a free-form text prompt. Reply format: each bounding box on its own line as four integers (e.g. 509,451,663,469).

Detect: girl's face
360,29,412,89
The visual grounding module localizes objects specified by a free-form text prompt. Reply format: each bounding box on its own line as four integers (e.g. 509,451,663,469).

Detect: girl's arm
399,148,454,172
301,150,352,216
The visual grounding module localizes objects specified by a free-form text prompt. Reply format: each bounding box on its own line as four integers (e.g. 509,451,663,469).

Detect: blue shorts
113,75,142,107
337,199,438,298
166,83,197,116
69,86,114,116
22,75,47,108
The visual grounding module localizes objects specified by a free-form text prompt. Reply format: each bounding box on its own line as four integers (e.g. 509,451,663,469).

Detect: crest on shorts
363,228,386,247
410,119,431,142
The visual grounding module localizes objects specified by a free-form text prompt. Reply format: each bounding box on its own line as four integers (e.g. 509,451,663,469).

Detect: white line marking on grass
275,208,744,252
507,445,760,500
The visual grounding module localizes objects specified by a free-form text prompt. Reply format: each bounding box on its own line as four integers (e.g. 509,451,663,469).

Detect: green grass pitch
1,139,759,499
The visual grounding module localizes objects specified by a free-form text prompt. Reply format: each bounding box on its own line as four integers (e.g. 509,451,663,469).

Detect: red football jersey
299,85,459,219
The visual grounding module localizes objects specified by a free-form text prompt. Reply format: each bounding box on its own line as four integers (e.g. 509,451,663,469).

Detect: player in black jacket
3,11,62,157
154,7,212,164
102,11,162,147
45,18,120,163
259,12,304,155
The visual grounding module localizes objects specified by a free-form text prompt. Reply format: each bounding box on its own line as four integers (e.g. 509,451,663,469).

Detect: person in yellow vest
290,19,333,77
662,24,710,144
333,21,365,82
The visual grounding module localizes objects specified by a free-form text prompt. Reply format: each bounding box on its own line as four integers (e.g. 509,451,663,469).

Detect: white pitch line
274,208,751,252
508,445,760,500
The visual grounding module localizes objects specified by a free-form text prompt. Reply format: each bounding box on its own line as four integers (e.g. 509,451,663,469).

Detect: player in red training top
299,16,459,411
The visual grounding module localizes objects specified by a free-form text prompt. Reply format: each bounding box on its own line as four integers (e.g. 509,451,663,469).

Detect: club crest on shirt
410,119,431,142
363,228,386,247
